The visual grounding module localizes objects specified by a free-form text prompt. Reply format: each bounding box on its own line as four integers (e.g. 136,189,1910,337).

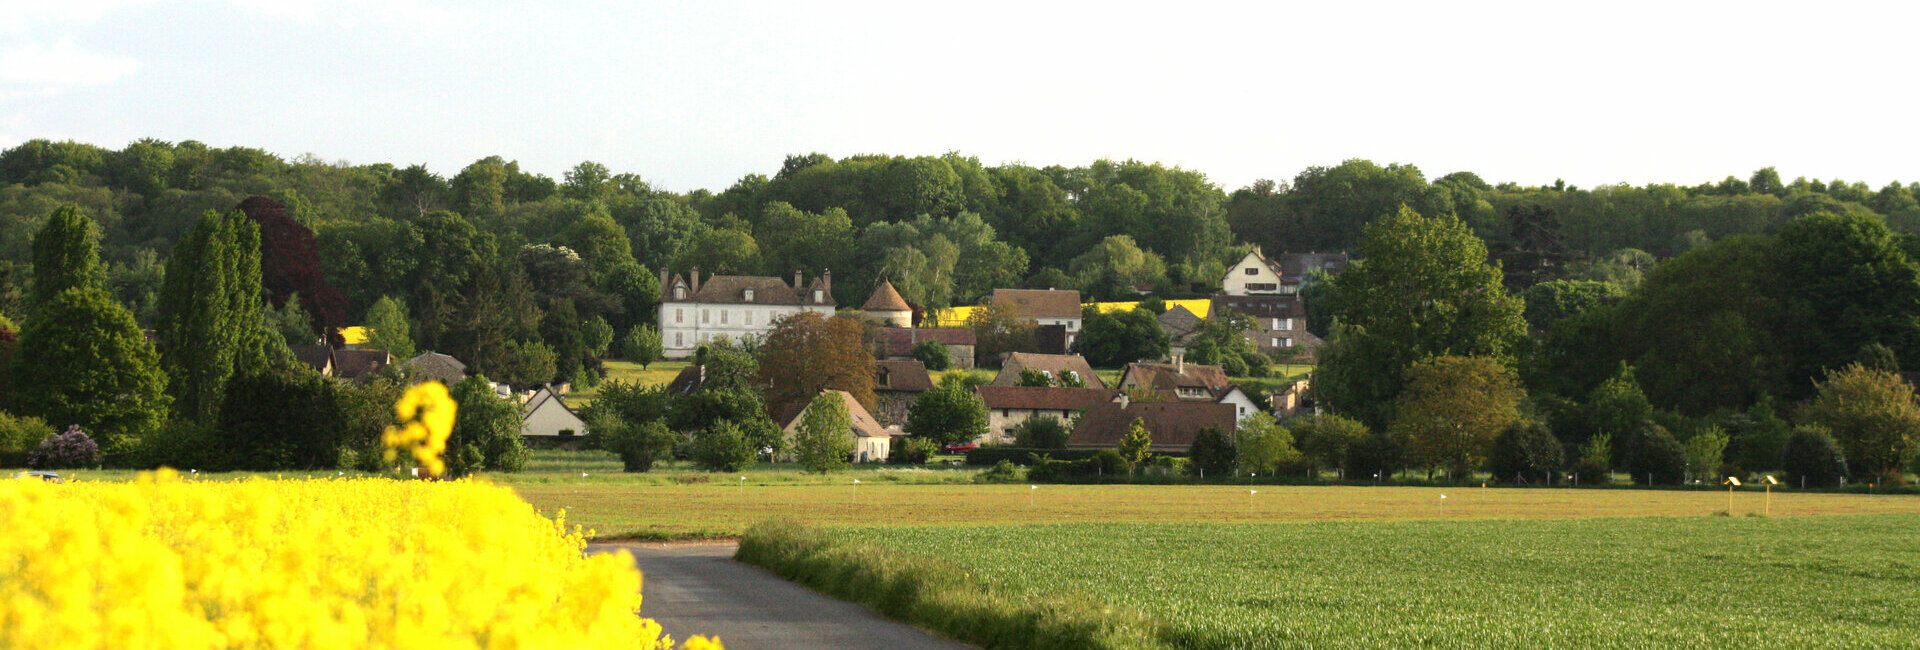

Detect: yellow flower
382,381,458,478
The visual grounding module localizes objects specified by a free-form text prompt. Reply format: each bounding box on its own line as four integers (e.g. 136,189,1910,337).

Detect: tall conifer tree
156,210,292,423
29,205,101,311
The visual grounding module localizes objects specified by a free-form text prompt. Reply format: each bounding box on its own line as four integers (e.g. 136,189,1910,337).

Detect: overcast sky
2,0,1914,194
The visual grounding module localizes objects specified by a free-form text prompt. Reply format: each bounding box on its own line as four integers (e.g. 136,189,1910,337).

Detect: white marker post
1029,484,1037,508
852,478,860,505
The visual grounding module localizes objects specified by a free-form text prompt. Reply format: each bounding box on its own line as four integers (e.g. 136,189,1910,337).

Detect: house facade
521,386,586,439
872,359,934,427
658,268,835,359
779,390,892,462
1219,248,1349,296
973,386,1122,445
1209,294,1323,360
992,288,1083,347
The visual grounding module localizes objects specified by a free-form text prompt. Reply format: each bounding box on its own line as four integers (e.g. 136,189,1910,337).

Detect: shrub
1781,427,1849,488
1488,421,1563,485
1091,449,1127,475
1238,413,1302,476
911,340,951,371
889,437,937,465
601,420,680,472
1012,416,1071,450
1188,426,1237,477
0,411,51,467
1683,426,1730,483
690,421,756,472
1624,424,1687,485
27,425,99,469
217,369,346,471
1346,433,1404,480
976,459,1021,483
1572,434,1613,485
1292,414,1367,477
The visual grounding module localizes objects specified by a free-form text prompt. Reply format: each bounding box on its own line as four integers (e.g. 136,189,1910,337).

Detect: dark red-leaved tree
236,196,348,346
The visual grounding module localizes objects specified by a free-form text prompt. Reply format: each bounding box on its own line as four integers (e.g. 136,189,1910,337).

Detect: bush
601,420,680,472
1188,426,1237,477
1291,414,1367,477
0,411,51,468
690,421,756,472
1573,434,1612,485
1624,425,1687,485
964,447,1103,466
1345,433,1403,480
1011,416,1071,450
911,340,951,371
27,425,100,469
976,459,1021,483
889,437,937,465
1488,421,1563,485
217,370,347,471
1781,427,1848,488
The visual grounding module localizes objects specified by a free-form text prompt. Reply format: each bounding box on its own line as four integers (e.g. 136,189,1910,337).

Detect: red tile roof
973,386,1119,411
1066,401,1238,452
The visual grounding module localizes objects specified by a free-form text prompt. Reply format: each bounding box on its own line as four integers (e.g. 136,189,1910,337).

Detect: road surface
592,542,971,650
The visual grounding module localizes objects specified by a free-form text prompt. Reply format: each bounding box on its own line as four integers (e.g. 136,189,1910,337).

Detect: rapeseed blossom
383,381,458,477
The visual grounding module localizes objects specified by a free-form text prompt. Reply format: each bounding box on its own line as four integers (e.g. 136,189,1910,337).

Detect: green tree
1187,426,1237,477
29,205,102,310
1773,212,1920,392
540,298,585,382
1237,412,1302,476
1074,308,1170,367
911,340,951,371
1315,207,1527,427
1011,416,1070,449
582,315,615,357
7,288,170,456
0,411,52,468
1488,421,1563,485
264,293,316,345
1017,368,1053,387
1520,280,1624,331
1116,418,1153,467
691,420,757,472
1291,414,1367,477
1387,356,1524,480
1683,426,1729,482
1780,427,1848,488
155,210,290,423
581,381,677,471
1068,235,1168,299
1582,364,1655,459
621,325,663,368
905,374,989,446
446,375,529,476
493,339,559,390
1799,364,1920,483
602,419,679,472
216,368,345,471
795,392,853,473
363,296,417,359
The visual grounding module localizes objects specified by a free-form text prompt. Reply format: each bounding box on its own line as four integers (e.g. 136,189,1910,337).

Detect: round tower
862,280,912,327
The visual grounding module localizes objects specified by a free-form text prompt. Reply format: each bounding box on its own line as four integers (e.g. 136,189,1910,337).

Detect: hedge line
734,520,1169,650
964,448,1106,466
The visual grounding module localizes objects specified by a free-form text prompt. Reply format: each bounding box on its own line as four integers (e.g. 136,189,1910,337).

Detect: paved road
591,542,971,650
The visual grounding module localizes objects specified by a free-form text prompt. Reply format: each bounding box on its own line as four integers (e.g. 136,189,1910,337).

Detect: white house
521,386,586,439
1221,249,1292,296
779,390,892,462
659,268,836,359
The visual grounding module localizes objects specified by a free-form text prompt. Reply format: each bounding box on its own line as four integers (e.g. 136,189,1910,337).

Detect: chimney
690,267,701,293
659,267,669,294
793,269,803,290
823,270,832,296
1175,353,1184,374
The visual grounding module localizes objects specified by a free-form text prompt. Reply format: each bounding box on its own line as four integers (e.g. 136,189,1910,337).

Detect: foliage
1016,368,1053,387
1073,307,1169,367
889,437,938,465
1387,356,1524,479
494,339,559,389
1187,426,1238,477
1116,418,1152,467
363,296,416,359
910,339,951,371
582,315,615,357
26,424,100,469
1346,433,1404,481
380,381,458,478
0,470,693,648
0,411,49,467
216,369,346,471
1011,416,1071,450
156,209,290,423
966,301,1037,368
1290,414,1366,477
1683,426,1730,482
1573,434,1613,485
1621,424,1687,485
622,324,664,368
1520,279,1623,331
605,420,680,473
28,205,102,310
237,195,347,342
446,375,529,476
1799,364,1920,482
1237,412,1301,475
905,374,989,446
540,298,586,382
1069,235,1167,299
1781,427,1849,488
6,288,170,456
690,420,757,472
1315,207,1527,427
758,311,876,413
975,459,1021,483
1182,313,1265,377
581,381,676,472
794,392,853,473
1488,421,1564,484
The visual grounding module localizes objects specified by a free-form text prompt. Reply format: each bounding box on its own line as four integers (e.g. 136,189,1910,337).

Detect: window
745,311,754,326
1284,338,1294,348
744,289,755,301
1245,283,1277,292
1270,318,1280,330
720,310,728,324
1271,337,1280,347
674,287,686,299
701,309,709,323
1281,318,1293,330
813,289,823,302
674,332,684,347
675,309,684,324
1244,267,1258,275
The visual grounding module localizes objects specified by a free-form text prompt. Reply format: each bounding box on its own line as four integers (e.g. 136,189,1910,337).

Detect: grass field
806,515,1920,648
564,359,689,407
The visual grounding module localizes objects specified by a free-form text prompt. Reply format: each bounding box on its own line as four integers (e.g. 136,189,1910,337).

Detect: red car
941,442,978,454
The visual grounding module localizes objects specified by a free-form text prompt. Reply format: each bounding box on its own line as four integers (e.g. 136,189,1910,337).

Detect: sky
2,0,1915,194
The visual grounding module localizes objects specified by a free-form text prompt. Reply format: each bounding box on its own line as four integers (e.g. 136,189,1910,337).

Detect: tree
1623,423,1687,485
1577,364,1655,459
1017,369,1053,387
1488,421,1563,485
1116,418,1152,467
1683,427,1730,482
263,293,317,346
156,210,293,424
1573,434,1613,485
1012,416,1071,449
1799,364,1920,483
1074,308,1170,367
622,325,662,368
492,340,558,390
581,381,678,471
794,392,853,473
691,420,757,472
237,196,346,342
216,369,345,471
1188,426,1237,477
1387,356,1524,480
1314,207,1527,427
1520,280,1623,331
29,205,102,310
1781,427,1849,488
1773,212,1920,394
540,298,585,383
911,340,951,371
604,419,679,472
966,301,1037,368
582,315,615,357
446,375,529,476
905,374,988,447
6,288,170,457
1237,413,1302,475
1068,235,1167,299
757,311,876,412
364,296,417,360
1291,414,1367,477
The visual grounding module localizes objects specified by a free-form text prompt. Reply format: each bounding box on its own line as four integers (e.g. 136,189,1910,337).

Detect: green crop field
563,359,689,407
817,515,1920,648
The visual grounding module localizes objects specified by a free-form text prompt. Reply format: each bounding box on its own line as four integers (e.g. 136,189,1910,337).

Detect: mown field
818,515,1920,648
497,451,1920,538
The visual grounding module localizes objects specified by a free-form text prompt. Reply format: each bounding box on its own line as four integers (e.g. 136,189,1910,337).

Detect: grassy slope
565,360,690,408
823,515,1920,648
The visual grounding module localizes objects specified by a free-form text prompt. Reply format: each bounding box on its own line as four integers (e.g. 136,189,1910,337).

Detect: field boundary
734,519,1172,650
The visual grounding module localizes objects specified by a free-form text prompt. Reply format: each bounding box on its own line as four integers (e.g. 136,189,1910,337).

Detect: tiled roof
333,349,392,379
993,288,1082,320
1121,362,1231,394
862,280,912,312
666,364,705,394
1211,294,1304,319
664,272,833,306
974,386,1120,411
403,351,468,385
521,386,579,420
875,359,935,392
1158,305,1203,340
992,353,1104,389
290,345,333,374
871,327,976,357
1066,401,1238,451
780,390,889,438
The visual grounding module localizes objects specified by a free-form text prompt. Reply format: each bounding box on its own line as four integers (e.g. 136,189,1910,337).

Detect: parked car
941,442,978,454
15,471,62,484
